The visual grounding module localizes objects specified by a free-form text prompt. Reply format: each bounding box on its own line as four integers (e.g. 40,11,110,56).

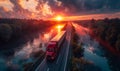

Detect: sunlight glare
55,16,63,21
56,25,64,33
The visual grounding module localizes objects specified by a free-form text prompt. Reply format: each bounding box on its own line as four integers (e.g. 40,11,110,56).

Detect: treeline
90,18,120,52
76,18,120,52
0,18,55,42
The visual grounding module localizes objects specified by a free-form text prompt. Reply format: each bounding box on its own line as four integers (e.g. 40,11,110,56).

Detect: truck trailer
46,31,66,61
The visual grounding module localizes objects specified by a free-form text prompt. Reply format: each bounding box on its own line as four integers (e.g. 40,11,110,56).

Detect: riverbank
89,30,120,57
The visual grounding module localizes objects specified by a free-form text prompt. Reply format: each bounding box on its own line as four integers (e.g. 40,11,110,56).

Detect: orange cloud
18,0,38,13
54,0,62,6
48,12,120,21
39,1,54,16
0,0,13,12
18,0,54,18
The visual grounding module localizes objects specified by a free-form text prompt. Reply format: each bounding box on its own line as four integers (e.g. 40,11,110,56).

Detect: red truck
46,31,66,61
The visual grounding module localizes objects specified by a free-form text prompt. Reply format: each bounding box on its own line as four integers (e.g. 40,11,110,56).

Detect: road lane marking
56,35,68,64
56,52,61,64
64,23,71,71
64,39,70,71
56,41,66,64
35,58,45,71
47,68,49,71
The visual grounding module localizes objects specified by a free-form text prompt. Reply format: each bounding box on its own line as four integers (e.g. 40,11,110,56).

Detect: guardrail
24,53,45,71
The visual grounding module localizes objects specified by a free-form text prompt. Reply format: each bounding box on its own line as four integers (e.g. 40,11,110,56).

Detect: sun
55,15,63,21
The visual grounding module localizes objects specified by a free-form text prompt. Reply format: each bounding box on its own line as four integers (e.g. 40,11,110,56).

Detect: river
0,28,56,71
73,23,120,71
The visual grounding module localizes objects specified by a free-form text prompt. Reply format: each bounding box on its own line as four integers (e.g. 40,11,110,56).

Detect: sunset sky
0,0,120,20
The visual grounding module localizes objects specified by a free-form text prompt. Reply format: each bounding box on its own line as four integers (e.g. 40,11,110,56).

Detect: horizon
0,0,120,20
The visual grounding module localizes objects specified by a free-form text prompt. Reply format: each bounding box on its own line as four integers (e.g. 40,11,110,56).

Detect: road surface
35,23,72,71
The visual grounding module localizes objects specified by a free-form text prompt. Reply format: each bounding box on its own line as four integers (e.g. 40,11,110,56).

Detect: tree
91,18,95,24
115,34,120,51
10,23,22,37
0,24,13,42
73,44,84,58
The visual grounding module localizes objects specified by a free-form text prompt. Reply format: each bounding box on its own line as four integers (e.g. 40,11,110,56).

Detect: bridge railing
24,53,45,71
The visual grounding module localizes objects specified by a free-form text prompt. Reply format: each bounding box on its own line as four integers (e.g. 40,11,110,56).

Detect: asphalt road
35,23,72,71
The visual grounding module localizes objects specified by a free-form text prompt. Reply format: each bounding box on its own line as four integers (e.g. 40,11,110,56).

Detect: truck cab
46,42,57,61
46,31,66,61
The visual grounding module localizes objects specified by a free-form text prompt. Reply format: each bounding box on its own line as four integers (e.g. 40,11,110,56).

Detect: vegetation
71,29,93,71
0,24,12,42
90,18,120,52
74,18,120,71
75,18,120,52
0,18,55,43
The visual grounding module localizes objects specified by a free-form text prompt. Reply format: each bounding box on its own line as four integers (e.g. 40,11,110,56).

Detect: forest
0,18,56,43
75,18,120,53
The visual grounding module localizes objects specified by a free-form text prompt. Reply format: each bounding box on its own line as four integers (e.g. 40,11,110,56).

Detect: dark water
74,23,120,71
0,24,60,71
0,32,48,71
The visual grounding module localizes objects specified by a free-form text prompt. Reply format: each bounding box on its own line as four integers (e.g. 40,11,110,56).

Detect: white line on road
35,58,45,71
47,68,49,71
64,40,70,71
64,23,71,71
56,52,61,64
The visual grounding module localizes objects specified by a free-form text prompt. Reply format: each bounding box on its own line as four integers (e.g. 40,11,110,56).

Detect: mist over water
0,31,53,71
73,23,111,71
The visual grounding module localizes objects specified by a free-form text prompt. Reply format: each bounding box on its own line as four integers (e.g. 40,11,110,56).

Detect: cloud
36,0,54,17
2,0,56,19
0,0,14,12
9,0,24,12
63,12,120,21
19,0,38,12
59,0,120,15
0,0,120,19
0,7,11,18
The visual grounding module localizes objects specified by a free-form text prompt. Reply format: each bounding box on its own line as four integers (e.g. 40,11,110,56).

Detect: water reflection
83,44,111,71
0,23,65,71
14,33,45,59
0,31,53,71
73,23,111,71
